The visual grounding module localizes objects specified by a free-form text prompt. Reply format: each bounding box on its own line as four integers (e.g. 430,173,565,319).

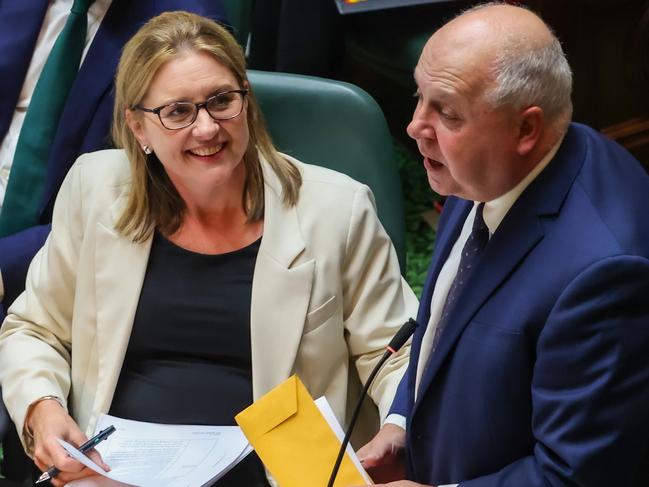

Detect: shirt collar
481,136,564,235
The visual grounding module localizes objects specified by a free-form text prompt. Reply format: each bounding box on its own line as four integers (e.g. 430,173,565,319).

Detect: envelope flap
236,375,299,440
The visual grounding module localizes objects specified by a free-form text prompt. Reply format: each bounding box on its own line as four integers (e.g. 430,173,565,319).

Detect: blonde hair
112,11,301,241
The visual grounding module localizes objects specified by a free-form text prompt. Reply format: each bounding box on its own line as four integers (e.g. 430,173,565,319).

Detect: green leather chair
222,0,254,47
247,70,406,270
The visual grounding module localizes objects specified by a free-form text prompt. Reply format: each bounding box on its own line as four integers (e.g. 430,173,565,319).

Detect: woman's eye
164,104,193,119
209,93,236,111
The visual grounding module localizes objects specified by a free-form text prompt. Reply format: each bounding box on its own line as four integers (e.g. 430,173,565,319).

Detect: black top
110,232,268,486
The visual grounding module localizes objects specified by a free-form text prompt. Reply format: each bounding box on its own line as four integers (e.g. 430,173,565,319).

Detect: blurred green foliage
394,140,439,297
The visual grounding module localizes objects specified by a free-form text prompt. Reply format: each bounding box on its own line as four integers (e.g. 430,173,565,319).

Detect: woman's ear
516,106,544,156
125,109,148,148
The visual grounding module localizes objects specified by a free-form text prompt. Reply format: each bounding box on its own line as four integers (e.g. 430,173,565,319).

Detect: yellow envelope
235,375,370,487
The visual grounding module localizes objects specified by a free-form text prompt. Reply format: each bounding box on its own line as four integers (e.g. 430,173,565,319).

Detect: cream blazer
0,149,417,451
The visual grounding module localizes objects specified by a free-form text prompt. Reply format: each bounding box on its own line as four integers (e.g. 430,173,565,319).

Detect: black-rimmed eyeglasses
133,89,248,130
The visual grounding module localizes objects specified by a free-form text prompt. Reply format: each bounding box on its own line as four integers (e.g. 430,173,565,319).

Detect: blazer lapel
250,159,313,399
91,195,152,419
414,203,544,411
0,0,49,138
417,199,472,326
408,199,471,389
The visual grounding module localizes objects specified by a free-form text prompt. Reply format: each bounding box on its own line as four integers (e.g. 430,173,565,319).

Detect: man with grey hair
355,3,649,486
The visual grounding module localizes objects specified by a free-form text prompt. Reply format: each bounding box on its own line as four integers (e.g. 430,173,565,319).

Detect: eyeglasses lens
159,91,244,129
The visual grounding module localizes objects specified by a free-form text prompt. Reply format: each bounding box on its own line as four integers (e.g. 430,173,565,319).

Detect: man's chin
426,175,452,196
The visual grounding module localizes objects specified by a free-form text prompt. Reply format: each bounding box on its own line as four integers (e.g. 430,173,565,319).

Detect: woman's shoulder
277,155,377,226
285,154,367,194
72,149,131,185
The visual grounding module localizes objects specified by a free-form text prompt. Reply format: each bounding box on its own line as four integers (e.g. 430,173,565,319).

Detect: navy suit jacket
392,123,649,487
0,0,227,316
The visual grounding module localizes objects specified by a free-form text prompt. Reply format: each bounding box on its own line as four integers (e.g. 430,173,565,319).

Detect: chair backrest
247,70,406,270
222,0,254,47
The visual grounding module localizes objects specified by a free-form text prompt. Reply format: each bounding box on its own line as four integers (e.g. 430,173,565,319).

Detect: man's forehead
415,33,494,96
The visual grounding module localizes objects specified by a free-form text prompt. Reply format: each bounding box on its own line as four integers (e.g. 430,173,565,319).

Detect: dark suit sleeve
460,256,649,487
0,224,50,308
389,358,411,417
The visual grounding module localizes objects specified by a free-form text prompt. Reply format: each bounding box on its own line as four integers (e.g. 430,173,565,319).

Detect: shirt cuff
383,413,406,430
439,484,459,487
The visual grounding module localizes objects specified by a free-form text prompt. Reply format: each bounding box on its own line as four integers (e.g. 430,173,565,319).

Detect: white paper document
314,396,373,484
63,414,252,487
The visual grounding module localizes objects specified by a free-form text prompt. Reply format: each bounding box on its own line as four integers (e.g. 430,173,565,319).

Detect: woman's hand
28,399,110,487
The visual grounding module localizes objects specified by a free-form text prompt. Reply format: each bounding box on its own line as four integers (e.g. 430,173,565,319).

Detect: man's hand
372,482,434,487
28,399,110,487
357,423,407,483
354,482,434,487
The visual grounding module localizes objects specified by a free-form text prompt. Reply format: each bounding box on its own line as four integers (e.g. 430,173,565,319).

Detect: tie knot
71,0,94,15
472,203,489,246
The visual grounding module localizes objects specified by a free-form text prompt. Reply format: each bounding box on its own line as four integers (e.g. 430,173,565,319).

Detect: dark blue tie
431,202,489,352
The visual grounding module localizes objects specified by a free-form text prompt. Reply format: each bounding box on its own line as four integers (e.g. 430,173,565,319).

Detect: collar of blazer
88,151,315,429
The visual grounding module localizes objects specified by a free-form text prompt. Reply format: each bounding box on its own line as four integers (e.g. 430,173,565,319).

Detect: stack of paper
63,414,252,487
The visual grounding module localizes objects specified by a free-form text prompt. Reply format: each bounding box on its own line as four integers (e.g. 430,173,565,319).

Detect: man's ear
516,106,543,156
125,109,148,147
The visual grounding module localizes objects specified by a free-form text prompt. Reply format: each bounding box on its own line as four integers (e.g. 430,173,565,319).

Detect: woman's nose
192,108,219,138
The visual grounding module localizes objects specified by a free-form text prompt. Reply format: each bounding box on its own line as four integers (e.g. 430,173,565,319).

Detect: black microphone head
387,318,419,352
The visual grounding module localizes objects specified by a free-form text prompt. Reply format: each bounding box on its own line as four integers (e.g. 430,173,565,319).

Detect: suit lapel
250,159,313,399
417,199,472,326
413,127,586,409
408,199,471,390
0,0,49,138
91,195,152,418
414,204,544,411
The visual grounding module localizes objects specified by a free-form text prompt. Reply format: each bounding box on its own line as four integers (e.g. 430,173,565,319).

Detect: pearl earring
143,145,152,155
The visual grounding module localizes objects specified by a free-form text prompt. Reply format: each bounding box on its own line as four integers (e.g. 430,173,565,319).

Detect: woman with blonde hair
0,11,416,486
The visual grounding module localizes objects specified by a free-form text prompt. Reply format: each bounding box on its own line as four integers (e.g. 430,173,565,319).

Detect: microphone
326,318,418,487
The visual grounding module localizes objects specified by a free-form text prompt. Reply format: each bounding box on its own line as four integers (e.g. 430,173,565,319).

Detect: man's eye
440,111,458,121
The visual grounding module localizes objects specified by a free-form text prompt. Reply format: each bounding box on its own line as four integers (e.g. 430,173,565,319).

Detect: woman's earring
143,145,152,155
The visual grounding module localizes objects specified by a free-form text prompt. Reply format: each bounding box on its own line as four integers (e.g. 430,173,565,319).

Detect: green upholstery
343,5,449,92
248,70,407,271
222,0,254,47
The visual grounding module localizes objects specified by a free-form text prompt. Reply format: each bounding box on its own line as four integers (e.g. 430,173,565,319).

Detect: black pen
35,425,116,485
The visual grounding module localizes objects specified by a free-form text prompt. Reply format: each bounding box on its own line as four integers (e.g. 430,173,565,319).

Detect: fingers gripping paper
235,375,368,487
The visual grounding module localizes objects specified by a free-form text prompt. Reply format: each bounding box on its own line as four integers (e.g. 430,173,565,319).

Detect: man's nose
407,110,434,141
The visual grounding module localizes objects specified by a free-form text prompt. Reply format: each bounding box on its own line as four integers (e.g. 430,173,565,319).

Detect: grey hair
462,2,573,127
487,35,573,126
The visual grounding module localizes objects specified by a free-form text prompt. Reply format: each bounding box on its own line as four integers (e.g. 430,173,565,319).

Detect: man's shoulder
564,123,649,255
